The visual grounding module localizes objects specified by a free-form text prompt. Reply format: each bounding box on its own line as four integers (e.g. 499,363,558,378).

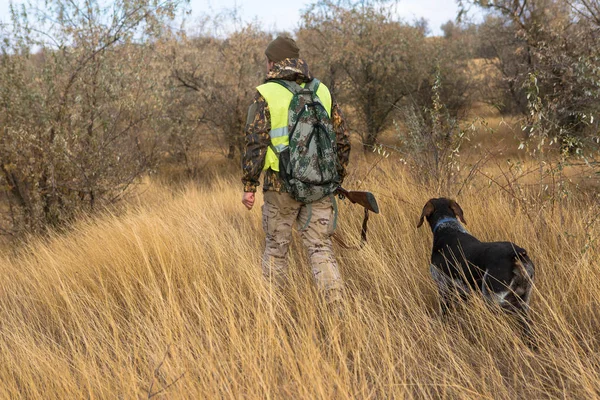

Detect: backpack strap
330,208,370,250
270,79,304,95
269,78,325,138
299,204,312,230
270,79,320,97
306,78,320,94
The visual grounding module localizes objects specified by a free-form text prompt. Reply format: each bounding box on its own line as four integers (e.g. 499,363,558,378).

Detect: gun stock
335,187,380,214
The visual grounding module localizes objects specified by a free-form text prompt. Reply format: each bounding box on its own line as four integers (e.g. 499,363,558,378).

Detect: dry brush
0,160,599,398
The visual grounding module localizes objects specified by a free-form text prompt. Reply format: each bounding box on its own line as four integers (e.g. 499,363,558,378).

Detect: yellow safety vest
256,80,332,172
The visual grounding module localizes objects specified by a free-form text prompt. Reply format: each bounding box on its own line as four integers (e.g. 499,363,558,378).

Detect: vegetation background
0,0,599,398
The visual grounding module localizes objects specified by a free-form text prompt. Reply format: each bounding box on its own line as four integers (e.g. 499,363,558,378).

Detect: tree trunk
363,130,378,151
363,104,378,151
227,144,236,159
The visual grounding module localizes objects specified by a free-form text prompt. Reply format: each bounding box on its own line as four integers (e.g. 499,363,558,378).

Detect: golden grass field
1,143,600,398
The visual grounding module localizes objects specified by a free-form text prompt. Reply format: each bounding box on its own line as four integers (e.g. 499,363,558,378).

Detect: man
241,36,351,307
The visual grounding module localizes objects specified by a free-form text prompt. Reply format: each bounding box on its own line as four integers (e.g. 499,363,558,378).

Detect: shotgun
335,187,379,214
334,187,380,247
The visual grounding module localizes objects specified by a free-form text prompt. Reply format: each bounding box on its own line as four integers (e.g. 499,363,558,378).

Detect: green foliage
299,2,430,148
170,23,268,164
299,1,474,149
396,67,473,189
465,0,600,155
2,0,599,237
0,0,185,234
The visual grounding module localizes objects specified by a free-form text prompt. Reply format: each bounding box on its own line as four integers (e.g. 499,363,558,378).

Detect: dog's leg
482,269,537,349
438,293,454,317
515,305,537,350
502,291,537,350
512,256,537,349
430,264,450,316
430,264,468,317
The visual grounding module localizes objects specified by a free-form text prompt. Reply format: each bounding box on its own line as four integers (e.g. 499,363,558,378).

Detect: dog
417,198,535,332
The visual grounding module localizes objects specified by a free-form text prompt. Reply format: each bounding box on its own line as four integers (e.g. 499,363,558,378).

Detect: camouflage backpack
271,78,340,203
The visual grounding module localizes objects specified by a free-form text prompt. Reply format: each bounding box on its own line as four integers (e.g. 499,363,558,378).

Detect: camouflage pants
261,191,343,304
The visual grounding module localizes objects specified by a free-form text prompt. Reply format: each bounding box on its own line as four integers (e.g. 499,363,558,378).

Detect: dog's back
418,198,535,315
478,242,534,311
432,236,534,304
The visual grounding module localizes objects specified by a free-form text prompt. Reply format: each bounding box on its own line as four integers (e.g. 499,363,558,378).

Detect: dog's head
417,198,466,229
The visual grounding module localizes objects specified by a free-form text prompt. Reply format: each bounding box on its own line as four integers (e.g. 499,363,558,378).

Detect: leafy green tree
0,0,185,234
299,1,431,149
171,24,268,162
462,0,600,152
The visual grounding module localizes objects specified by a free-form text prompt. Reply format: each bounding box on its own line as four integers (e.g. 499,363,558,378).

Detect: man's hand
242,192,255,210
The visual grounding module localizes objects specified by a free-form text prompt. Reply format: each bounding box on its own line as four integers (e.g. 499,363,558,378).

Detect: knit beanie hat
265,36,300,63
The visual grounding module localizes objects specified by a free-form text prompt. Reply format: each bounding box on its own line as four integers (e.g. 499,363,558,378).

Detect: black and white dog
417,198,535,327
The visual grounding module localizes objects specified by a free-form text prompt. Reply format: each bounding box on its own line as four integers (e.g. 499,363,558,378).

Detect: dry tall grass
1,160,599,399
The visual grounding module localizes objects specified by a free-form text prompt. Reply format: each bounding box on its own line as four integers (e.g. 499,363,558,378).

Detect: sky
0,0,464,36
193,0,462,35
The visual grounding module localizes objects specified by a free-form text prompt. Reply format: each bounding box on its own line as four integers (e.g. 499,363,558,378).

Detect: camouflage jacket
241,58,351,193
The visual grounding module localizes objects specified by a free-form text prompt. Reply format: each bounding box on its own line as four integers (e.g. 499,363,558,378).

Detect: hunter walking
241,36,351,308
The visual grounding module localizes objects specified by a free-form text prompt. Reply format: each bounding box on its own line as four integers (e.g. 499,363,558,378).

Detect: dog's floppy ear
449,199,467,224
417,201,435,228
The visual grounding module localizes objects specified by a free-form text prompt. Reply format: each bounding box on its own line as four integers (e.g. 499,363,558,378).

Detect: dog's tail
510,250,537,348
509,250,535,305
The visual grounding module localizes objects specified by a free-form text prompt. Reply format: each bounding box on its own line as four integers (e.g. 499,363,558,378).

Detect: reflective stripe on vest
256,80,332,172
